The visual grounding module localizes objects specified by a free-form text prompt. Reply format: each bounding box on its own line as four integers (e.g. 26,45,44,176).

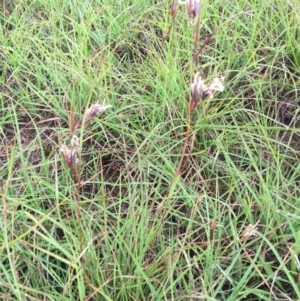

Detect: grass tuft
1,0,300,300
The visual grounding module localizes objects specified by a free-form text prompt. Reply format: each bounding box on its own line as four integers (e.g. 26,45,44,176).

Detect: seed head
190,73,224,109
75,101,112,129
202,76,225,100
241,222,259,240
60,145,72,168
190,72,205,109
169,1,179,19
187,0,201,25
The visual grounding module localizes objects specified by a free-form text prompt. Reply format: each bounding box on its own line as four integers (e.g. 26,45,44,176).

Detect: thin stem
175,100,193,176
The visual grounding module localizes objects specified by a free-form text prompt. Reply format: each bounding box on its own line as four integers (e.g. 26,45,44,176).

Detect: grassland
1,0,300,300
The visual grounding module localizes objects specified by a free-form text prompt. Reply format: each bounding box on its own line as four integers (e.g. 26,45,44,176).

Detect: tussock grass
1,0,300,300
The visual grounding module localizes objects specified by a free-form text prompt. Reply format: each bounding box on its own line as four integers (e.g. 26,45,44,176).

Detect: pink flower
187,0,201,25
75,101,112,129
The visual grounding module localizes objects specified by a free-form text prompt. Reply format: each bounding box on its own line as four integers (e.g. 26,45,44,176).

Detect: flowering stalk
59,99,112,287
60,101,112,188
186,0,201,61
163,1,179,42
175,73,224,176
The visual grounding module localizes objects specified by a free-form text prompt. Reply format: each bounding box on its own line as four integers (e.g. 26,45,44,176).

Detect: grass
1,0,300,300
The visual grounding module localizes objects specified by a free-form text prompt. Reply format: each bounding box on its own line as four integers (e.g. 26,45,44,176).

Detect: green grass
1,0,300,300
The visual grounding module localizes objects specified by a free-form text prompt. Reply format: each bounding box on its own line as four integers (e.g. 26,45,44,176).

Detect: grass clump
1,0,300,300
